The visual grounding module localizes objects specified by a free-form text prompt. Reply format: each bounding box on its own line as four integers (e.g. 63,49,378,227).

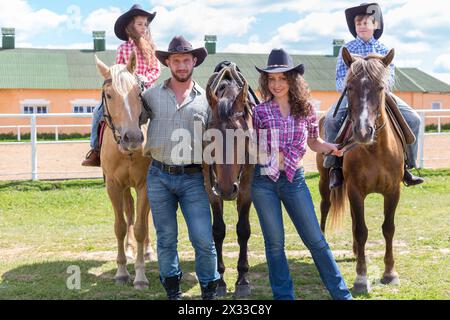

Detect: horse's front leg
348,186,370,294
210,197,226,296
124,188,136,260
106,181,131,285
381,189,400,286
133,185,150,290
234,190,252,298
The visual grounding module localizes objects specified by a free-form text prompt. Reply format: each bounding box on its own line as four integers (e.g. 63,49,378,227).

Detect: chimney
204,35,217,54
333,39,345,57
93,31,106,52
2,28,15,49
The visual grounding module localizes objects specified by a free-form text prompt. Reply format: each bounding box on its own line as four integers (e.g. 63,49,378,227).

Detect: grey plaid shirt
141,79,210,165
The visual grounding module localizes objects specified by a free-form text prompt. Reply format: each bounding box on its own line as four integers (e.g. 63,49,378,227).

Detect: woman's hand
327,143,344,157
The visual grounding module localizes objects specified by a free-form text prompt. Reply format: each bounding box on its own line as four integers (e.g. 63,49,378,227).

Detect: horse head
95,52,144,153
342,47,394,144
205,64,252,200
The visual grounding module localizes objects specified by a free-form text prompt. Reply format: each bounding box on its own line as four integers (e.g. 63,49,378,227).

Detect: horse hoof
134,281,149,290
234,284,251,298
216,285,227,297
115,276,131,286
352,282,371,294
381,274,400,286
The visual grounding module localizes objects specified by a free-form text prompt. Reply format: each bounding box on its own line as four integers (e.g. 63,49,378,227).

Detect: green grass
0,169,449,300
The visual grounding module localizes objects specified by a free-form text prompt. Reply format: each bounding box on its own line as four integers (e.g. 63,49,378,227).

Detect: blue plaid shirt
336,36,395,92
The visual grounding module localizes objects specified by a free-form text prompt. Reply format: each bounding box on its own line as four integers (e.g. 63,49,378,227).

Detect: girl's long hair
258,70,313,118
125,17,157,66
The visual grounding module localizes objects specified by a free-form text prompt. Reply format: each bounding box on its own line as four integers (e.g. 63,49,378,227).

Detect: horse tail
329,182,347,232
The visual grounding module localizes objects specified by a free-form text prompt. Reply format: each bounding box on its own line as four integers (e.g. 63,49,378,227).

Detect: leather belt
152,160,203,175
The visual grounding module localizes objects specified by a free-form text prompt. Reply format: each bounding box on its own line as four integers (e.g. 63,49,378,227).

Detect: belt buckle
167,166,177,174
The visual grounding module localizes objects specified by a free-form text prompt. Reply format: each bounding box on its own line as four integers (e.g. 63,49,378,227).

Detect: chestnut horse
316,48,403,293
95,53,154,289
204,63,256,297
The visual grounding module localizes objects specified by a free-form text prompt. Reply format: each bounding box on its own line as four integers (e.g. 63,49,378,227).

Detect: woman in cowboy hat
323,2,423,188
82,4,160,167
251,48,352,300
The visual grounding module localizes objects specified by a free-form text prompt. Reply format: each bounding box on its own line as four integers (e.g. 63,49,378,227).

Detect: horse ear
95,55,110,79
206,74,219,108
342,47,354,68
382,49,395,68
234,83,248,112
127,51,137,74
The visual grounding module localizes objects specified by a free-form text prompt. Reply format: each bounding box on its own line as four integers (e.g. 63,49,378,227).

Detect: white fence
0,110,449,181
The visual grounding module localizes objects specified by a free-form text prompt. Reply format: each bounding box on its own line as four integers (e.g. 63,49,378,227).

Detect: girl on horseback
82,4,160,166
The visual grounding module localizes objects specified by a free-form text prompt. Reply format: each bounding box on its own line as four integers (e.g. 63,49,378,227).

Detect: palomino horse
95,53,154,289
316,47,403,293
204,63,256,297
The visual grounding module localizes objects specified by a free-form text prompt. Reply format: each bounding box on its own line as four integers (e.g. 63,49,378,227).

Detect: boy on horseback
82,4,160,166
324,2,423,189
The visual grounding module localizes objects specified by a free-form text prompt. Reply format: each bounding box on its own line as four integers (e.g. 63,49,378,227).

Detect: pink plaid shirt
253,100,319,182
116,40,161,89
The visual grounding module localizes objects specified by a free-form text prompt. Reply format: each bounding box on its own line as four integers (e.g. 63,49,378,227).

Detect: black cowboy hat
255,48,305,75
345,3,384,40
114,4,156,41
155,35,208,67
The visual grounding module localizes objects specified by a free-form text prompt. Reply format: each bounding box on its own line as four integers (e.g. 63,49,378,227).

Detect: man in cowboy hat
140,35,220,300
324,2,423,189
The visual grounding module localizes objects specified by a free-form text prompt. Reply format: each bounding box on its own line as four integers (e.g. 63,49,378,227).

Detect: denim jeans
89,102,104,150
323,94,421,169
251,165,352,300
146,163,220,286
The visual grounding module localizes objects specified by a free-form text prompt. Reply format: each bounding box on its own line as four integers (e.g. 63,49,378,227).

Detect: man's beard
171,69,194,82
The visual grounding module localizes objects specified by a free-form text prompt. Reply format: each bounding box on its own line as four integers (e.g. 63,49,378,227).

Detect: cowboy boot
200,279,219,300
161,275,182,300
403,165,424,186
329,166,344,190
81,149,101,167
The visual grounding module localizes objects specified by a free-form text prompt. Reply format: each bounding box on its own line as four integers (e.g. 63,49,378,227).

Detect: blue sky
1,0,450,84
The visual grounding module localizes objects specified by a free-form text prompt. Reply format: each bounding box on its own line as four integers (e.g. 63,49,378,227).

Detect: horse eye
106,94,112,99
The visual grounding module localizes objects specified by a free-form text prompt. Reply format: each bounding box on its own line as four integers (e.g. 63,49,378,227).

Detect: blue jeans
323,94,421,169
146,164,220,286
251,165,352,300
89,102,104,150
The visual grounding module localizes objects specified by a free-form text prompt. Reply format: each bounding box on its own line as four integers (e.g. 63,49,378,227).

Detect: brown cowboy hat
114,4,156,41
345,3,384,40
155,35,208,67
255,48,305,75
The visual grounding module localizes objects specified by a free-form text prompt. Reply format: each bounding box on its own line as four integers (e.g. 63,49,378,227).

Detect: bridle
101,76,151,145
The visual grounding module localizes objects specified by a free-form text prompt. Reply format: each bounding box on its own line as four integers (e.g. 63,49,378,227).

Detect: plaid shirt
253,100,319,183
336,36,395,92
116,40,161,89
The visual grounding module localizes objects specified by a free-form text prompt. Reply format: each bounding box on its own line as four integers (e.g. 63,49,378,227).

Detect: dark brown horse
204,63,256,297
317,48,403,293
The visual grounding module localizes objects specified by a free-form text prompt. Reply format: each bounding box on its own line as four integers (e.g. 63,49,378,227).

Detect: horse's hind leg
107,182,131,285
381,190,400,286
124,188,136,260
211,198,227,296
234,193,252,298
318,162,331,232
348,188,370,294
133,186,150,290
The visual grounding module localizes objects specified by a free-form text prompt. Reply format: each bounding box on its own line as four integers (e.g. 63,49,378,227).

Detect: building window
21,99,50,114
431,102,442,110
73,105,96,113
70,99,99,114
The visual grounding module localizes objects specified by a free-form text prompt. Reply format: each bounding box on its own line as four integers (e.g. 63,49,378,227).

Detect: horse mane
110,64,137,97
346,54,390,91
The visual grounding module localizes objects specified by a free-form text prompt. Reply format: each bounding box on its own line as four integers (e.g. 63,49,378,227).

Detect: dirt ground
1,135,449,181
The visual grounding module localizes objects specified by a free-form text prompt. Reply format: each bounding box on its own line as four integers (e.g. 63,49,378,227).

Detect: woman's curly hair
126,17,158,67
258,70,313,118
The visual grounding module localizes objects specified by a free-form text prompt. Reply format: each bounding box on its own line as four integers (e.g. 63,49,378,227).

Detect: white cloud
434,54,450,73
0,0,67,42
82,7,122,41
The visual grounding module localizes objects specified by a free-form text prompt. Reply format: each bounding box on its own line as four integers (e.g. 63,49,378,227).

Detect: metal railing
0,110,449,180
